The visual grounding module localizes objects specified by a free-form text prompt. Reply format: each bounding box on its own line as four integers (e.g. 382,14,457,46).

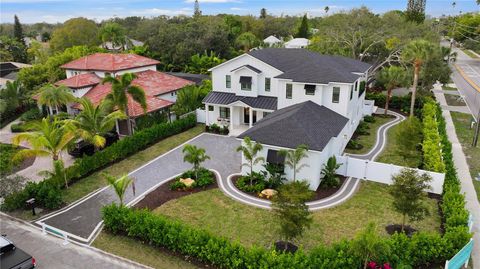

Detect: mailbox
26,198,36,215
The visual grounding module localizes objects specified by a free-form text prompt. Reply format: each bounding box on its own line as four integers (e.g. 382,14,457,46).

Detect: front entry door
243,107,257,125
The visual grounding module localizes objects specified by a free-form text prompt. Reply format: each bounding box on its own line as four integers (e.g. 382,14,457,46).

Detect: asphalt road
0,215,146,269
449,44,480,119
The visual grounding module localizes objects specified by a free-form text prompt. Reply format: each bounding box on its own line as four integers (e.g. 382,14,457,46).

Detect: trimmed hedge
100,101,472,268
1,115,197,211
366,92,427,116
421,102,446,173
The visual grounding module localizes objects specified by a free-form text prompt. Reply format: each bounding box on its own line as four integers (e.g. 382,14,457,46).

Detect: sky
1,0,479,24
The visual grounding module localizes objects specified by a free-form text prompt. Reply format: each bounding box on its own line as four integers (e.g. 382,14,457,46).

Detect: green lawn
462,49,479,59
376,123,422,168
92,232,199,269
442,86,458,91
0,143,19,175
154,182,441,251
450,112,480,202
345,115,394,155
8,125,205,220
444,94,467,107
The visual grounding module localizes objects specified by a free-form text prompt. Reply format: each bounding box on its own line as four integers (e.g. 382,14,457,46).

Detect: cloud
133,8,190,16
230,7,246,11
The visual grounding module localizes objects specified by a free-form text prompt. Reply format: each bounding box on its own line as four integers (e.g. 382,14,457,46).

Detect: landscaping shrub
1,115,197,211
10,122,30,133
346,139,363,150
366,92,427,116
363,115,375,123
355,121,370,135
421,102,445,173
170,168,215,190
236,172,266,193
205,123,229,135
20,107,45,121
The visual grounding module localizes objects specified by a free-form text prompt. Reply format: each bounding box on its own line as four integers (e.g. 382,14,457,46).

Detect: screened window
226,75,231,88
332,87,340,103
220,107,230,119
208,105,214,111
240,76,252,91
305,84,316,95
286,83,293,99
265,78,271,92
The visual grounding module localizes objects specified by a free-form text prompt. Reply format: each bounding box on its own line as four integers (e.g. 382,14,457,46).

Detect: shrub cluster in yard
205,123,229,135
100,100,472,268
366,92,427,116
1,115,197,211
170,168,215,190
422,102,446,173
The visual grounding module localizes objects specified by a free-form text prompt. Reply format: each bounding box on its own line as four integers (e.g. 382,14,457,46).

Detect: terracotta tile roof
55,73,101,89
60,53,160,72
73,70,192,117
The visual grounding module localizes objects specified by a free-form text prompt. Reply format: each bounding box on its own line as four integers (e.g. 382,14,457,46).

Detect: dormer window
240,76,252,91
304,84,315,95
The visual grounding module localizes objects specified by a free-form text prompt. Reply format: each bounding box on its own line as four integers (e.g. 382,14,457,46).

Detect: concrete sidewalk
433,84,480,267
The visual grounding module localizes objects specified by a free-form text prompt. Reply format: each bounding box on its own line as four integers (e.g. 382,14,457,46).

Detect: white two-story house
203,48,375,190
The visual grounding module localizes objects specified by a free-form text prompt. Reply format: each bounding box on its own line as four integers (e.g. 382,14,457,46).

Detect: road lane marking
454,64,480,94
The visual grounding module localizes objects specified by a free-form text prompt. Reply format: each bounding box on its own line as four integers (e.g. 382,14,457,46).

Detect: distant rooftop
60,53,160,72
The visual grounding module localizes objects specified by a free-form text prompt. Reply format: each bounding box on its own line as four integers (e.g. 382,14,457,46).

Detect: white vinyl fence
335,155,445,194
195,108,206,123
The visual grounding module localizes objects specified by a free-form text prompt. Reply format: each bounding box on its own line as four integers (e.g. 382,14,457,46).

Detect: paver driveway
38,134,241,242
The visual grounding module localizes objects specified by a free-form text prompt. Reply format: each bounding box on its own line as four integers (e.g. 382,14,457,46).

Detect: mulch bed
133,174,219,210
231,175,348,202
274,241,298,254
385,224,417,237
11,156,36,174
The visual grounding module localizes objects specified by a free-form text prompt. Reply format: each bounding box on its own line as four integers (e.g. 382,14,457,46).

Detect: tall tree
182,144,210,180
37,84,76,115
99,22,127,51
68,98,126,150
272,181,314,251
0,80,28,113
405,0,426,23
236,137,264,185
279,144,309,182
402,39,433,117
260,8,267,19
12,118,76,162
50,17,100,52
351,223,391,269
296,14,309,38
172,82,211,116
13,15,25,45
377,66,409,115
194,0,202,18
389,168,432,232
102,73,147,135
38,159,78,189
235,32,259,52
104,173,133,206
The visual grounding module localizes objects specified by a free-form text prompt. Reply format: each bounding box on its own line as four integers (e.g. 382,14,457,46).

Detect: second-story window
286,83,293,99
332,87,340,103
226,75,231,88
240,76,252,91
265,78,271,92
304,84,315,95
350,85,354,100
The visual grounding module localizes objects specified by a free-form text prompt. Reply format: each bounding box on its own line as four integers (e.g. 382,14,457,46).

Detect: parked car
68,132,119,158
0,236,36,269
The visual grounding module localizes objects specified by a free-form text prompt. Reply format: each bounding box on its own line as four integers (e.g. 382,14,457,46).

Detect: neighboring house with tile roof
42,53,194,135
203,48,375,190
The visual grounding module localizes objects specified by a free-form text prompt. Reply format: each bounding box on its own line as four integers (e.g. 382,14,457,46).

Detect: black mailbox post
26,198,36,216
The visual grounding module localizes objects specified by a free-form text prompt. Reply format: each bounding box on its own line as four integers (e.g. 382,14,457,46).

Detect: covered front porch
205,102,272,137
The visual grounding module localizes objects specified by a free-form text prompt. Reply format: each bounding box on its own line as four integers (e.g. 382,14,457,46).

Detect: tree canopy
50,18,101,52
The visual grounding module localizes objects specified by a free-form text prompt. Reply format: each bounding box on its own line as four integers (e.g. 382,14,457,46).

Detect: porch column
205,104,209,125
249,107,253,128
229,106,233,130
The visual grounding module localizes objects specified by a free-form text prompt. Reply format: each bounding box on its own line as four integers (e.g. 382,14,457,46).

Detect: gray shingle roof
247,48,371,84
237,101,349,151
231,65,262,73
203,91,277,110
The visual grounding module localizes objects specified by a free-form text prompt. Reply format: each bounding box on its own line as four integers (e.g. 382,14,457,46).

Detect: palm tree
38,84,76,115
279,144,309,182
236,137,264,185
68,98,126,150
182,144,210,180
324,6,330,14
235,32,259,52
102,72,147,135
402,39,433,117
378,66,408,115
38,159,78,188
0,80,28,112
12,118,75,162
99,22,128,50
104,173,133,206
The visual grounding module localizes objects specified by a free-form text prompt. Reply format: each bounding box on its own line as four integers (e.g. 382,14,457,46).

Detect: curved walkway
218,109,406,211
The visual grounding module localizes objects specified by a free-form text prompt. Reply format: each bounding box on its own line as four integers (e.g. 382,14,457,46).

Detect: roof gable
238,101,349,151
55,73,101,89
60,53,160,72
